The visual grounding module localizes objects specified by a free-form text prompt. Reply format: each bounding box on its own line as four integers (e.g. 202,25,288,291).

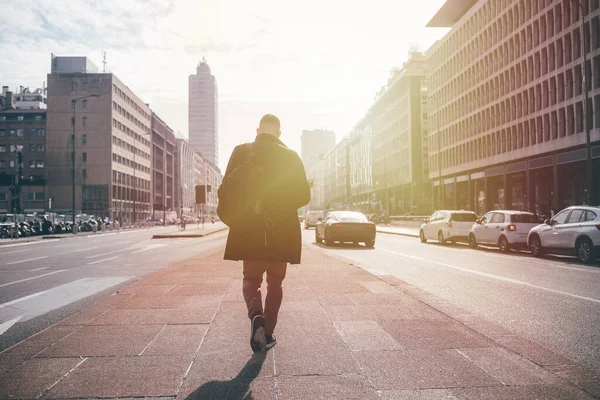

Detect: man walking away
219,114,310,352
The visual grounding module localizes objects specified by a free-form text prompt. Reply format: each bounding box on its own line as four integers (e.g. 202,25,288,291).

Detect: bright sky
0,0,449,171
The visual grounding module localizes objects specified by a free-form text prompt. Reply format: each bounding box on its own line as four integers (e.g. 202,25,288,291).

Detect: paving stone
177,376,274,400
167,284,230,296
546,364,600,398
0,357,83,399
379,320,492,349
324,303,446,322
334,320,401,351
457,347,562,386
493,335,577,366
117,294,222,309
142,325,208,356
59,293,132,325
453,315,515,338
37,325,163,357
360,280,397,293
0,352,30,375
450,384,595,399
346,292,420,305
354,349,501,390
187,332,274,379
276,374,379,399
44,356,190,399
0,325,80,356
380,389,455,400
89,307,217,325
274,331,360,376
315,293,355,306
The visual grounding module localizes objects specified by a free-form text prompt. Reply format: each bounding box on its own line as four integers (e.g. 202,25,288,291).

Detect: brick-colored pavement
0,246,598,399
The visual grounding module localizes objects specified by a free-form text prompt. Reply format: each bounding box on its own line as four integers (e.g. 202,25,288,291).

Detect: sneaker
265,333,277,349
250,314,266,353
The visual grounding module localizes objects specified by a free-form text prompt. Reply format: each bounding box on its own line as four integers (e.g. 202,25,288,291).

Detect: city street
0,226,229,352
301,228,600,371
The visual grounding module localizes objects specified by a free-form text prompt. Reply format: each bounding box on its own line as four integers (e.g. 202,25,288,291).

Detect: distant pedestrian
218,114,311,352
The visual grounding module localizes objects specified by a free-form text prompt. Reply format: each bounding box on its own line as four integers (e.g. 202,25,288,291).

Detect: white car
527,206,600,264
468,210,540,252
420,210,478,244
304,211,324,229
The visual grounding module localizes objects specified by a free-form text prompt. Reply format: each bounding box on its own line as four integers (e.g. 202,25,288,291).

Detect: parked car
527,206,600,264
315,211,376,248
420,210,478,244
468,210,540,252
304,211,324,229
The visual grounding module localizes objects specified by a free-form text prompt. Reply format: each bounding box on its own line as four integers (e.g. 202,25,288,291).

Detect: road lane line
0,270,66,288
0,239,59,249
0,316,23,335
381,249,600,304
6,256,48,265
85,248,130,259
68,246,100,254
30,267,48,272
87,256,118,265
132,243,168,254
0,249,29,255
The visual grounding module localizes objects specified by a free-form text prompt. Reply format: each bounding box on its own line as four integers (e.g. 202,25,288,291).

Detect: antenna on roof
102,51,107,73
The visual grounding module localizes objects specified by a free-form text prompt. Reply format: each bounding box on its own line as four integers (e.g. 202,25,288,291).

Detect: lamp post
429,95,442,210
72,94,99,233
569,0,592,204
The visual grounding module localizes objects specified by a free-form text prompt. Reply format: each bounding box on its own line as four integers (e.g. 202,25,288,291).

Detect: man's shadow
184,352,267,400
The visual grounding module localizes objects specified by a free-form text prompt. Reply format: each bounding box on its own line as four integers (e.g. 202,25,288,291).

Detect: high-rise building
46,56,152,222
0,87,47,214
189,58,218,165
426,0,600,215
301,129,336,172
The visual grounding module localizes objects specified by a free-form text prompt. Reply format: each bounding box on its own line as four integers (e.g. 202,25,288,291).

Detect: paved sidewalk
0,247,598,399
377,225,420,238
152,222,228,238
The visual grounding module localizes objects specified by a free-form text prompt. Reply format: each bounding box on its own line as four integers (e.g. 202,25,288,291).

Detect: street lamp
429,95,442,210
72,94,99,233
570,0,593,204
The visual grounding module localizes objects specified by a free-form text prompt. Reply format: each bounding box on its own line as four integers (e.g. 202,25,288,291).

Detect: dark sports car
315,211,376,248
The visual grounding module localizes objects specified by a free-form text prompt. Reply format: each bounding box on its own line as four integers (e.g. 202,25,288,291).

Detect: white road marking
0,239,59,249
381,249,600,304
29,267,48,272
6,256,48,265
0,277,133,329
132,243,169,254
68,246,100,254
0,270,66,288
0,316,23,335
85,248,129,259
0,249,29,255
87,256,118,265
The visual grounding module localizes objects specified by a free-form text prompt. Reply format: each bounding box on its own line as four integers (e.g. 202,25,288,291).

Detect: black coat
223,134,311,264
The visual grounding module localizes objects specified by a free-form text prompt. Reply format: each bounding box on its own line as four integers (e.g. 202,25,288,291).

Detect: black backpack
217,143,264,228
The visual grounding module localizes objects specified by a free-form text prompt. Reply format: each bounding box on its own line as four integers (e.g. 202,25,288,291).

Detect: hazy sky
0,0,449,171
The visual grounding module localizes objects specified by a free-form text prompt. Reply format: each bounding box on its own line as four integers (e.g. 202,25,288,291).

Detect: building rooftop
426,0,478,27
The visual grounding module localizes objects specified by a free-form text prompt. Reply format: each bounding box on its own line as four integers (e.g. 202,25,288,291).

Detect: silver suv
527,206,600,264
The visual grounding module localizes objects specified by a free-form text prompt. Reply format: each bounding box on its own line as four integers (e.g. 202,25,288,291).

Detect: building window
82,117,87,127
82,169,87,180
36,160,44,168
35,192,44,201
0,145,5,152
24,192,34,201
17,128,24,137
37,144,44,152
10,160,15,168
0,161,4,168
82,152,87,163
82,82,88,91
71,117,75,127
0,130,5,137
82,99,87,109
29,144,36,152
9,129,15,136
17,115,24,121
72,82,77,91
82,134,87,144
35,115,42,121
29,128,36,136
37,129,45,137
29,160,35,168
71,100,76,109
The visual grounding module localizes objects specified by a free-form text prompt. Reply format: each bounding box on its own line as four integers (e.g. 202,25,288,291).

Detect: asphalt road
0,226,229,351
301,227,600,371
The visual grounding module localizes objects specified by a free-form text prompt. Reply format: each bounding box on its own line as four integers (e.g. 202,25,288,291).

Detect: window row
0,128,45,137
112,153,151,174
111,84,150,122
111,119,151,158
111,186,151,203
0,115,45,122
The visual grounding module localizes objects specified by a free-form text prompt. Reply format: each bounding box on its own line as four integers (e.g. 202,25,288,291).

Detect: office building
426,0,600,215
46,55,152,222
0,87,47,214
301,129,336,172
175,137,195,218
189,58,219,165
151,112,176,221
348,112,373,213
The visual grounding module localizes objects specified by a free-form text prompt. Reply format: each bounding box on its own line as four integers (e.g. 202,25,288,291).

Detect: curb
151,226,228,239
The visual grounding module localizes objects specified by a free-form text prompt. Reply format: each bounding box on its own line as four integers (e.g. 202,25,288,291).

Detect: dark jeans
242,260,287,335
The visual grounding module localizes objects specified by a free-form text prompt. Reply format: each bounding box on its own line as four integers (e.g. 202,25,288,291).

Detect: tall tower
189,57,218,165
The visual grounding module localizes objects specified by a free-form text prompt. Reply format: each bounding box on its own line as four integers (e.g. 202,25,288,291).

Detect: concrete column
526,166,532,212
453,177,458,209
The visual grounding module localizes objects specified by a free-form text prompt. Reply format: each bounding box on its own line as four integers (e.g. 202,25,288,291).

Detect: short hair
259,114,280,132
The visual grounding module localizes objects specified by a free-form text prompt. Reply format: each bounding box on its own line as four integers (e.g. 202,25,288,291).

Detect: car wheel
468,234,478,249
498,236,510,252
438,231,446,245
420,230,427,243
324,229,334,246
576,238,596,264
529,235,545,258
364,240,375,248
